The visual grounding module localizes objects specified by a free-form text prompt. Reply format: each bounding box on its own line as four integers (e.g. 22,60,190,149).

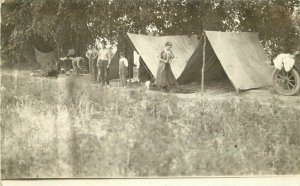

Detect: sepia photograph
1,0,300,184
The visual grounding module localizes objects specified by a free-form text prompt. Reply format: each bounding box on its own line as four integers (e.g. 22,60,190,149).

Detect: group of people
85,40,129,87
61,40,178,91
87,40,178,91
86,40,113,86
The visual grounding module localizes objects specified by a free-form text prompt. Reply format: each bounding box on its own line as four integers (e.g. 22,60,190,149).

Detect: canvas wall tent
178,31,274,91
109,33,199,81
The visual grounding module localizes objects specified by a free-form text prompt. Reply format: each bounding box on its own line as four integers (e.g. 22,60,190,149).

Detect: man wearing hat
97,40,112,86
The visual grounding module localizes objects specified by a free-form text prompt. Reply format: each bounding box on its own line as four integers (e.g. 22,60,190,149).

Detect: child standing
119,52,128,87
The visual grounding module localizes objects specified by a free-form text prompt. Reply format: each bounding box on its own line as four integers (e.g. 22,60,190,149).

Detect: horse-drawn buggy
272,51,300,96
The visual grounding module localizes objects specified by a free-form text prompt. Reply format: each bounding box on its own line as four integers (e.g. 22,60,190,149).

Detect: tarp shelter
178,31,274,91
109,33,199,81
34,47,58,73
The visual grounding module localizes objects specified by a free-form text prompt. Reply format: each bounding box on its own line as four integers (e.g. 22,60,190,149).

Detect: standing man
86,44,98,81
97,40,112,86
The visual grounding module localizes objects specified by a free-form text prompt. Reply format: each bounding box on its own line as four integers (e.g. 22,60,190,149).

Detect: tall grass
1,74,300,178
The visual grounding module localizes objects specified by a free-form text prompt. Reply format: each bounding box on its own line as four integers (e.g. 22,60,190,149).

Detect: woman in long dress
155,41,178,91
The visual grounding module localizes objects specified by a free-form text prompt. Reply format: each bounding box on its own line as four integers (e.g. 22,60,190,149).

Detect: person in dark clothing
97,40,112,86
86,44,98,81
155,41,178,91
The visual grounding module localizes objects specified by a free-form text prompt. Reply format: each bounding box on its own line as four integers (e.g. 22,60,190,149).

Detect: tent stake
201,33,206,93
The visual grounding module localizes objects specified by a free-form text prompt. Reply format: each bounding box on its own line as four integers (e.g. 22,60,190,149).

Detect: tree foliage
1,0,299,64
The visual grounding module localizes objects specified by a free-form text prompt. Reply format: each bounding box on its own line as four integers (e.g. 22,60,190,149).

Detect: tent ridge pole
201,32,206,93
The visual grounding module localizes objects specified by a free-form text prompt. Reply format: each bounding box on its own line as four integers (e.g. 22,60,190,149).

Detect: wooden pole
201,33,206,93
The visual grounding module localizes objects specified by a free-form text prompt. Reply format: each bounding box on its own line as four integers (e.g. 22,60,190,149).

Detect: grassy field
1,70,300,178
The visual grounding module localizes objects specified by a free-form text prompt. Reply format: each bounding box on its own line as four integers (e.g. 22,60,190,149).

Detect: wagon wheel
272,68,300,96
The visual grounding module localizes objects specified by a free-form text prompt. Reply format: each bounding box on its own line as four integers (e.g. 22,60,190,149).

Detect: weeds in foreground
1,74,300,178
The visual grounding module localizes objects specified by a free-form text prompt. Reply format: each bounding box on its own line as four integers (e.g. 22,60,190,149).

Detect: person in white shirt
69,56,86,75
97,40,112,86
59,56,84,75
134,50,141,82
86,44,98,81
119,51,129,87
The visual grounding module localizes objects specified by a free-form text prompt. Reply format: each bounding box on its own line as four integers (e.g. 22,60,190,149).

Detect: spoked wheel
272,68,300,96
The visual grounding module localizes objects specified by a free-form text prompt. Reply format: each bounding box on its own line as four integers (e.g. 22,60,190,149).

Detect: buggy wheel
272,68,300,96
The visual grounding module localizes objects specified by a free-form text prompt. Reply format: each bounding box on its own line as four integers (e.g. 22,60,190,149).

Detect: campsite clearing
1,69,300,110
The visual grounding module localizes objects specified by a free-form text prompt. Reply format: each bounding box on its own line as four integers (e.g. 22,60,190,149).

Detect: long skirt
119,68,127,86
155,62,178,89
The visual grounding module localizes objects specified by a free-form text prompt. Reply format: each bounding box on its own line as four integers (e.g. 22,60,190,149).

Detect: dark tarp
178,31,274,90
34,48,58,73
